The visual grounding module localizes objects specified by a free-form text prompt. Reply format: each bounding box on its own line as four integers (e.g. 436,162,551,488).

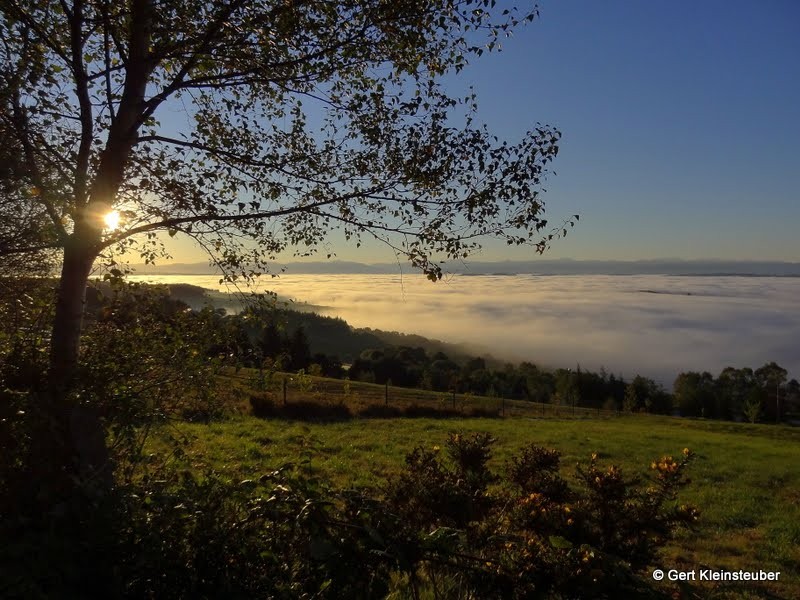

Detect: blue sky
458,0,800,261
159,1,799,264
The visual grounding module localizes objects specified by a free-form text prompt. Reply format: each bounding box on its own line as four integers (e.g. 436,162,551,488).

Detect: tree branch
8,91,69,242
135,134,350,186
0,241,63,256
67,0,94,206
100,0,117,121
137,0,250,128
5,0,71,65
98,186,387,249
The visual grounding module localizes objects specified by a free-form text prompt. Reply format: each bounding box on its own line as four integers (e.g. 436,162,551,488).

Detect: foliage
379,433,698,599
1,0,575,499
0,278,54,390
3,432,696,598
249,396,354,422
673,363,797,423
0,281,236,513
0,280,57,510
350,347,657,415
249,396,502,422
622,375,671,414
742,392,763,425
673,371,715,417
78,284,239,476
1,1,571,279
0,130,59,276
140,295,799,425
1,462,396,599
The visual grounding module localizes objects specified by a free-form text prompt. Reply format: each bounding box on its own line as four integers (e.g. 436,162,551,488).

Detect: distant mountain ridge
131,259,800,277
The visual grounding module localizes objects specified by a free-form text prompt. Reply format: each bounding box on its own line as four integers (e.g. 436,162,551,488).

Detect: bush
249,396,353,422
381,434,698,598
281,400,353,422
1,432,698,599
114,469,394,599
358,404,403,418
466,406,501,418
403,403,460,418
248,393,277,417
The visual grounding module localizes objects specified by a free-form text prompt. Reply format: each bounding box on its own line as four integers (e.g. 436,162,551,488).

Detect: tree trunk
46,239,112,490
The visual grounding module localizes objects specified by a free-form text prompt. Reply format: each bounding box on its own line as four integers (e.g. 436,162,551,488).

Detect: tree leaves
1,0,575,280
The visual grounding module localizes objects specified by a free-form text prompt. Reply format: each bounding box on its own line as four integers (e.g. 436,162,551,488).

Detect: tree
1,1,573,483
0,117,59,276
741,388,763,424
673,371,715,418
754,362,788,389
622,374,667,413
287,326,311,371
554,368,579,407
714,366,755,420
623,382,638,413
785,379,800,421
754,361,788,422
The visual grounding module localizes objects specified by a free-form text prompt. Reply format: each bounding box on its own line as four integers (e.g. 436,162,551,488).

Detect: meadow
150,374,800,599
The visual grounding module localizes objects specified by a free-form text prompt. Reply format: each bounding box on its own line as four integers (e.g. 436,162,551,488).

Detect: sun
103,210,121,231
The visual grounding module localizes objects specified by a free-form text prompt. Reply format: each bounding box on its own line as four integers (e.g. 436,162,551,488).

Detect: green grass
149,375,800,598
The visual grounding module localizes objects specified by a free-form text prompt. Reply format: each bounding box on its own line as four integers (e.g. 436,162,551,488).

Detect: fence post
283,376,287,406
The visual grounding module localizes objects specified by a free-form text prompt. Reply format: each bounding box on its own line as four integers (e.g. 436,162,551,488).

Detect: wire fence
221,368,622,420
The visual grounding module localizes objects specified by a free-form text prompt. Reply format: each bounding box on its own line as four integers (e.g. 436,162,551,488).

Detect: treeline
346,348,800,422
84,284,800,424
673,364,799,423
185,303,664,414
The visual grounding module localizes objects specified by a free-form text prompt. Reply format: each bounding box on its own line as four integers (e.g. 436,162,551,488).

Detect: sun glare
103,210,120,231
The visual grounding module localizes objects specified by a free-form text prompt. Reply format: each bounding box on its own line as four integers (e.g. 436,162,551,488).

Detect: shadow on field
249,394,500,422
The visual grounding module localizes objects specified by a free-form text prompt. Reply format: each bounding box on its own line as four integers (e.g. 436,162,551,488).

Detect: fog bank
128,274,800,384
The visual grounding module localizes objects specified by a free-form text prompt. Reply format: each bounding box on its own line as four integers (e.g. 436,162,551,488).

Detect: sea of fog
127,274,800,384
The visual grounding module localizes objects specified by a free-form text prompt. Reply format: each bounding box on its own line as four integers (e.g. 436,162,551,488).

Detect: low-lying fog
128,274,800,384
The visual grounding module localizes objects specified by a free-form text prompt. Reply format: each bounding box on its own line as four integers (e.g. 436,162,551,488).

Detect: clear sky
463,0,800,262
158,0,800,265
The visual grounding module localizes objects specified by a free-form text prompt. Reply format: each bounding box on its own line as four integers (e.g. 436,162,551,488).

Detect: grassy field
150,374,800,598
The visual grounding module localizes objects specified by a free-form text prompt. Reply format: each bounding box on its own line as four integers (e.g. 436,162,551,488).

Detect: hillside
162,282,484,364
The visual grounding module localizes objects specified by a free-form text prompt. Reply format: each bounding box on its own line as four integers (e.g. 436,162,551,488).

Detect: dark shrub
1,427,697,599
508,444,570,501
250,397,353,422
122,469,392,599
280,400,353,422
466,406,501,418
403,404,460,418
358,404,403,418
248,393,276,418
382,434,698,599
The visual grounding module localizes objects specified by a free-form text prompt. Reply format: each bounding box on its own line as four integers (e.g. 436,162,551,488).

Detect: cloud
130,273,800,385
